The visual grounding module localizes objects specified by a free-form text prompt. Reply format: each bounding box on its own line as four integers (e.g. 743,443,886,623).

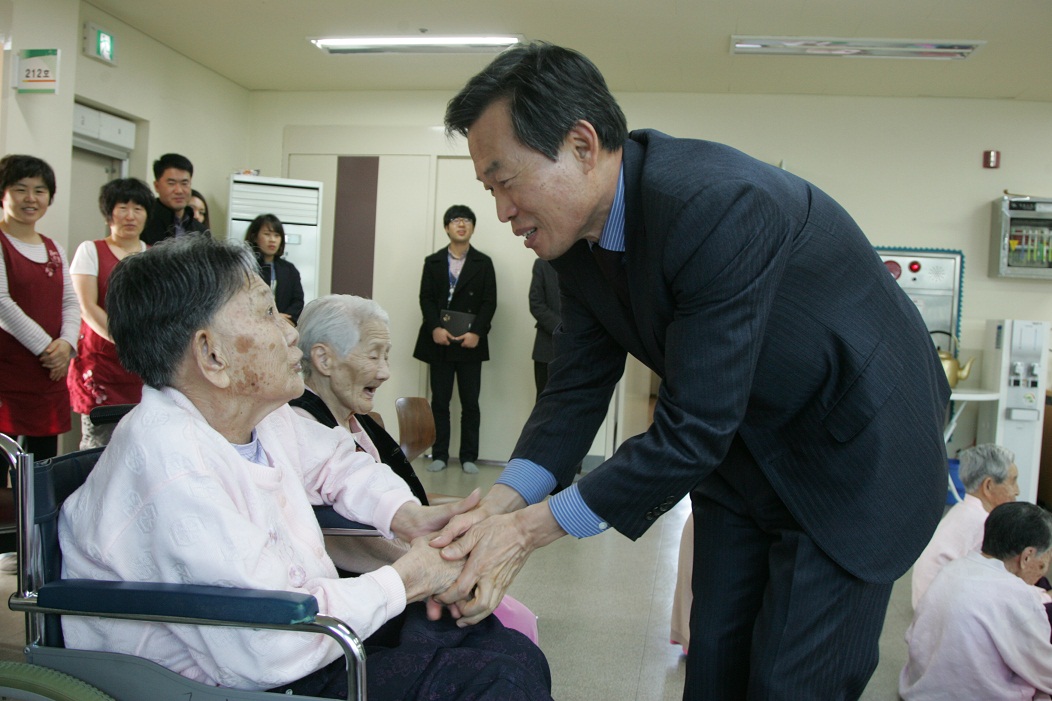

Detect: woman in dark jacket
244,213,304,323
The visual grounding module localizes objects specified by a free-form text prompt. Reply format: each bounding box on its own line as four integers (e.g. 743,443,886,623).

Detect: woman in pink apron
67,178,151,448
0,155,79,461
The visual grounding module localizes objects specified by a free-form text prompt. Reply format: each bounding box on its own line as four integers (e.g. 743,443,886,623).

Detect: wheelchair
0,430,376,701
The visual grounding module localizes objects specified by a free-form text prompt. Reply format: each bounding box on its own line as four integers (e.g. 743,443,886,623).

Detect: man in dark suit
141,153,209,246
429,43,951,699
528,259,561,399
412,205,497,475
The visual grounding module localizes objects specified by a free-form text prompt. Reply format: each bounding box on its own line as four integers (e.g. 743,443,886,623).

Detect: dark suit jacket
141,200,209,246
412,246,497,364
270,256,304,323
529,259,561,364
513,129,950,584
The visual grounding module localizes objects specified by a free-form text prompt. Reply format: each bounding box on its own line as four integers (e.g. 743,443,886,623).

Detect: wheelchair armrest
37,579,319,625
313,505,381,536
87,404,136,426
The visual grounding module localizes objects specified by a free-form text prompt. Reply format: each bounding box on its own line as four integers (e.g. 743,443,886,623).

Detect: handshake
387,484,567,626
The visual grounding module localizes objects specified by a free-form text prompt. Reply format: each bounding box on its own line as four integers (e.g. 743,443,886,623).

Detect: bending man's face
467,101,601,261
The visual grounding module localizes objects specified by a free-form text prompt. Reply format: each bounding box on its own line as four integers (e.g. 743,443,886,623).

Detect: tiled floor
0,458,914,700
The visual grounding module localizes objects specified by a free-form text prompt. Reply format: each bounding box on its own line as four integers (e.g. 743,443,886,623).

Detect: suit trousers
684,435,893,700
428,359,482,463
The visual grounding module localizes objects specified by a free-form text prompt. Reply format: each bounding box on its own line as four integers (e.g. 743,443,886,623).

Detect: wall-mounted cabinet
990,196,1052,280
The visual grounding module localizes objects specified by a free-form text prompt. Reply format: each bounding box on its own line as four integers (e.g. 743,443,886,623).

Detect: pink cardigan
58,386,419,690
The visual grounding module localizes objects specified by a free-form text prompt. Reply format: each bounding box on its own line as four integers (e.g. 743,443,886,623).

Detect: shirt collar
595,165,626,253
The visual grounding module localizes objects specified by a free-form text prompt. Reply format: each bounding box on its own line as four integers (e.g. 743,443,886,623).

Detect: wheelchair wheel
0,662,114,701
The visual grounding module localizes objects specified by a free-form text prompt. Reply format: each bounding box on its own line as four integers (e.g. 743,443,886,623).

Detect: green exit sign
83,22,116,65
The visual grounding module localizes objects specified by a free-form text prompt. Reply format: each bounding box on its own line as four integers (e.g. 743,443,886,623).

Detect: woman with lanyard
0,154,79,461
67,178,152,449
245,213,304,324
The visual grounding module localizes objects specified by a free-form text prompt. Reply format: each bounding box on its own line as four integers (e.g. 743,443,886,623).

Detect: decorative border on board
874,246,966,348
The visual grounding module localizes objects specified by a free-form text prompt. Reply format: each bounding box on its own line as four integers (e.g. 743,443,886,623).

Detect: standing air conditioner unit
228,174,323,303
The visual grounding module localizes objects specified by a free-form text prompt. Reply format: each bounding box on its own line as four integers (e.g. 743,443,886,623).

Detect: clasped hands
39,338,74,381
390,484,566,626
431,327,480,349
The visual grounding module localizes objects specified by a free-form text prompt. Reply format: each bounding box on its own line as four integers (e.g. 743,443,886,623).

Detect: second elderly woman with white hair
291,294,542,645
291,294,428,506
57,237,553,700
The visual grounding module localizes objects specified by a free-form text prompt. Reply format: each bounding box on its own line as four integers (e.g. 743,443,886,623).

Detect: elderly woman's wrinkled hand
390,488,481,541
392,534,467,603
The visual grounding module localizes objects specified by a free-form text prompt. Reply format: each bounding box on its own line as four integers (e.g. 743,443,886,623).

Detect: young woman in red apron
0,155,77,461
68,178,151,448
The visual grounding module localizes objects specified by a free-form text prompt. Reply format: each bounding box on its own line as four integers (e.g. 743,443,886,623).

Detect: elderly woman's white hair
958,443,1015,493
296,295,390,378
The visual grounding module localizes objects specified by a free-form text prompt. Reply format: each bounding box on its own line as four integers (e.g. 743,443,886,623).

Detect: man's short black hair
153,153,194,180
445,42,628,160
99,178,155,221
982,502,1052,559
443,205,476,227
0,155,56,204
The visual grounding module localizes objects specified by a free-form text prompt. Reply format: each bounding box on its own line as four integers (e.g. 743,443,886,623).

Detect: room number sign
16,49,59,94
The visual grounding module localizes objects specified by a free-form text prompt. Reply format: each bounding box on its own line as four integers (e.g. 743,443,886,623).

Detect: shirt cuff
373,492,419,539
548,484,611,538
496,458,558,505
366,565,407,621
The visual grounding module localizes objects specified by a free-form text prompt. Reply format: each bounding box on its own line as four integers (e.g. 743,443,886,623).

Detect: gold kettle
932,332,975,388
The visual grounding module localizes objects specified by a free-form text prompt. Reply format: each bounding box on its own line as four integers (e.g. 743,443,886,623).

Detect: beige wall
0,0,79,240
250,89,1052,349
5,0,1052,457
73,1,251,240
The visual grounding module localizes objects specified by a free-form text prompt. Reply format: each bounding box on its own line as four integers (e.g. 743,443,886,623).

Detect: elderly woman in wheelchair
49,236,552,700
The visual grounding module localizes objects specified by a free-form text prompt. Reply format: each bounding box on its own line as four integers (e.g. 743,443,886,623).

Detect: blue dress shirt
495,166,627,538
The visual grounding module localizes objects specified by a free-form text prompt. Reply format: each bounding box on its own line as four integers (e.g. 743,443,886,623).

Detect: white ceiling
86,0,1052,101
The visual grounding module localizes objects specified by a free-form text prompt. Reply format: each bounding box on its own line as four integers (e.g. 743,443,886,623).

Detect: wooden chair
394,397,435,463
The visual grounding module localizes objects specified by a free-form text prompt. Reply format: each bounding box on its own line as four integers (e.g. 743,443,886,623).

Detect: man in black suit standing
528,259,561,399
413,205,497,475
141,153,209,246
429,43,951,700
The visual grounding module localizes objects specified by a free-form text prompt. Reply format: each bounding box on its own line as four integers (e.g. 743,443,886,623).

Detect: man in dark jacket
412,205,497,475
141,153,209,245
430,43,950,701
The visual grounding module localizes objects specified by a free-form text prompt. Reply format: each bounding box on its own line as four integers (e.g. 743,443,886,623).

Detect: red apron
67,240,143,413
0,232,71,435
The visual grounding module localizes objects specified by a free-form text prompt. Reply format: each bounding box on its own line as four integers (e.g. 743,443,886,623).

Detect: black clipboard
440,309,476,337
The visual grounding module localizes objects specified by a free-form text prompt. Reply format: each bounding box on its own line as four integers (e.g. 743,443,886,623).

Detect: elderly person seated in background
290,294,428,576
911,443,1020,608
900,501,1052,701
290,294,541,645
57,237,552,700
291,294,428,504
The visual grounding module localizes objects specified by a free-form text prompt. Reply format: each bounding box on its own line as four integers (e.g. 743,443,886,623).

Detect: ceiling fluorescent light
731,36,984,60
311,35,522,55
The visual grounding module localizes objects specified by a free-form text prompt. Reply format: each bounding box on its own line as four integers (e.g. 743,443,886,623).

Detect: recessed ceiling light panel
311,35,523,55
731,36,984,60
